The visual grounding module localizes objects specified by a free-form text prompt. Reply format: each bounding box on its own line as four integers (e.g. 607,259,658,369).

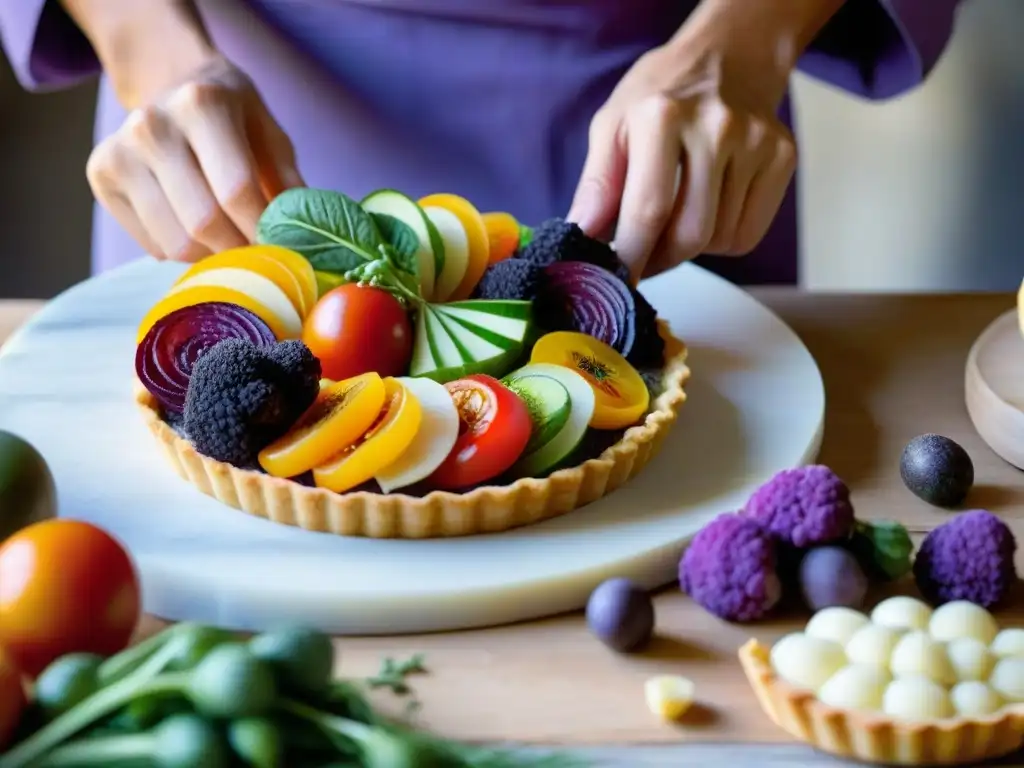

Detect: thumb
567,120,626,238
249,106,305,199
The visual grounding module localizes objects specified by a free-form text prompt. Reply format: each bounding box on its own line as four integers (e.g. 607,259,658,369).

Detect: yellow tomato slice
529,331,649,429
258,372,386,478
173,246,310,318
481,211,521,264
136,284,298,343
312,378,422,493
244,244,318,317
418,193,490,301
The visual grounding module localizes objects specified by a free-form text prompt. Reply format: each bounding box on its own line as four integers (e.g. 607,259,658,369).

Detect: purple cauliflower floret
913,510,1018,608
680,513,782,622
743,465,854,548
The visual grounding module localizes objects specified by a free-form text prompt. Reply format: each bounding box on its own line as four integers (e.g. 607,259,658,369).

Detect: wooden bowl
965,307,1024,470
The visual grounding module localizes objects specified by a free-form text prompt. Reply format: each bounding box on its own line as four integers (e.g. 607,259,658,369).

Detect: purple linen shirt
0,0,962,284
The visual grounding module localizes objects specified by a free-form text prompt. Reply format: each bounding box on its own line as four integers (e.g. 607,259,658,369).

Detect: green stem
0,664,186,768
279,699,375,744
34,733,153,767
96,623,187,686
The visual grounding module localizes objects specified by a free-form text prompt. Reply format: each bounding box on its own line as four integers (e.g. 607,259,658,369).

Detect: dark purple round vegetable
537,261,637,358
585,577,655,653
799,546,869,611
135,302,276,414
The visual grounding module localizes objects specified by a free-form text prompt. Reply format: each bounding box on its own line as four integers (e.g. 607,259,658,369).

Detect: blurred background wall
0,0,1021,298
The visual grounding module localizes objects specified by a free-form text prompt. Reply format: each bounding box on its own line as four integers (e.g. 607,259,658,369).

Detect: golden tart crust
739,639,1024,766
133,321,690,539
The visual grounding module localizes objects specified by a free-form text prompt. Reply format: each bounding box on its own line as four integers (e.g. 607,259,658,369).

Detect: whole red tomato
302,284,413,381
0,645,25,750
0,520,140,677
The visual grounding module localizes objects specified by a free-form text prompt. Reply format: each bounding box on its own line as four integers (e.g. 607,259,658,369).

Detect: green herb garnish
849,519,914,581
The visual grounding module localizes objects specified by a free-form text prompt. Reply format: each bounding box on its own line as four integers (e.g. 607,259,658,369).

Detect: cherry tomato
302,284,413,381
0,520,140,677
0,644,26,750
428,374,532,489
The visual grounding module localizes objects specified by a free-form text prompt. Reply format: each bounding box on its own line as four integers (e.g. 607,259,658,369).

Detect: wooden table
3,292,1024,767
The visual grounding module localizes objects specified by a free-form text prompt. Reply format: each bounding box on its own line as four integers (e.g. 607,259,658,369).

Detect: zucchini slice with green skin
503,363,596,477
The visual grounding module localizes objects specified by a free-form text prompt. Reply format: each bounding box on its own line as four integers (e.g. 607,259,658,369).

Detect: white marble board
0,260,824,635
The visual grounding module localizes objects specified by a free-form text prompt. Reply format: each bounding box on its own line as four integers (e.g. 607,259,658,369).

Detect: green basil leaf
850,519,914,581
369,213,419,278
256,188,382,274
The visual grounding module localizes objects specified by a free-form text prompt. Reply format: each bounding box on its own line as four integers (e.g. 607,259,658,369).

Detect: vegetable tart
133,189,689,538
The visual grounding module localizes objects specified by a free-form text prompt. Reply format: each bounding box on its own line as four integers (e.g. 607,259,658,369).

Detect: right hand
86,55,304,262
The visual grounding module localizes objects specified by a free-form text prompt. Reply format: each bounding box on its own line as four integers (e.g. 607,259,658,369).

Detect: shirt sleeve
0,0,100,91
798,0,963,100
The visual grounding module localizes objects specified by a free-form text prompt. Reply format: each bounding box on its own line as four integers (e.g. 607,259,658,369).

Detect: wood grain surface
3,291,1023,767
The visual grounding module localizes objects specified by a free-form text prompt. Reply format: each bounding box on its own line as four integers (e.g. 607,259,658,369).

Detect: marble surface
0,259,825,634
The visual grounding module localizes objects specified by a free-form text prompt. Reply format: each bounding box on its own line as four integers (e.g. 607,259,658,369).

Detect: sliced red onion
135,302,276,414
538,261,636,357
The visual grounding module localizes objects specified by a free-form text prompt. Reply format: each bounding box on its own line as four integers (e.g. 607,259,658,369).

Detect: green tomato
0,430,56,542
228,717,283,768
187,644,278,719
248,626,335,696
154,715,229,768
170,625,236,671
33,653,103,718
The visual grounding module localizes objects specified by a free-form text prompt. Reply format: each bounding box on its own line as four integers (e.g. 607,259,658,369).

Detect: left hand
568,38,797,282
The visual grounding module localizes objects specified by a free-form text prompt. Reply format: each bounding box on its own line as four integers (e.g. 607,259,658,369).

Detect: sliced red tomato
428,374,532,490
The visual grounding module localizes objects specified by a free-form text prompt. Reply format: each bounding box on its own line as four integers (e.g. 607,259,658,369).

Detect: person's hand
86,55,303,262
568,34,797,282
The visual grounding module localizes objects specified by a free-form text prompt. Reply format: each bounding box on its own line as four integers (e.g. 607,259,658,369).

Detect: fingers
85,64,301,262
644,138,723,277
567,113,627,240
88,139,206,262
704,158,757,256
733,138,797,254
613,98,682,282
249,107,305,199
124,108,249,255
170,83,268,242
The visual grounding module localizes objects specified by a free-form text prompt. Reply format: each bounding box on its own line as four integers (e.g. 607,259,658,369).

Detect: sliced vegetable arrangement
134,186,672,495
0,620,580,767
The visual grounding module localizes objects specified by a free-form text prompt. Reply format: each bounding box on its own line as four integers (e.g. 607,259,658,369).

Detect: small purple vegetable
586,578,655,652
913,509,1017,608
680,513,782,622
799,546,869,611
743,465,854,548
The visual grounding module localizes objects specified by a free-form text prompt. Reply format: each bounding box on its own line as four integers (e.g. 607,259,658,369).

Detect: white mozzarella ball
946,637,995,682
845,624,905,669
882,676,953,721
806,607,870,647
989,657,1024,703
818,665,890,712
929,601,998,645
991,628,1024,658
890,631,955,685
770,633,846,693
871,596,933,632
950,681,1004,717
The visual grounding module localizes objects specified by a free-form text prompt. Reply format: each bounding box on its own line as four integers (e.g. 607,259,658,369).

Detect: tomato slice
313,378,422,493
258,372,387,478
529,331,649,429
427,374,532,490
